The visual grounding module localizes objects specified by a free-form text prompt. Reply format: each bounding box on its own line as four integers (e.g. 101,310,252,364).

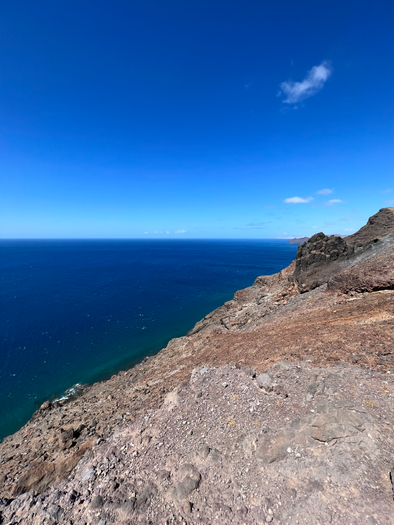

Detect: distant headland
287,234,348,245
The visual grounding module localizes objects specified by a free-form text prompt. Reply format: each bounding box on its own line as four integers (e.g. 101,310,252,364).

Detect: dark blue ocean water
0,240,297,440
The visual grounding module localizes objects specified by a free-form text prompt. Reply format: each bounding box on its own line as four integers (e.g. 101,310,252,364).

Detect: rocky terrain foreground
1,208,394,524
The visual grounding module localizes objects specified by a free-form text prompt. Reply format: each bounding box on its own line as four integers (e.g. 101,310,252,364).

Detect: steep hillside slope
1,209,394,524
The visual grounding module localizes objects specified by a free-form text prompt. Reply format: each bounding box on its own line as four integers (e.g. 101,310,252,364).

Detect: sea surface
0,239,297,440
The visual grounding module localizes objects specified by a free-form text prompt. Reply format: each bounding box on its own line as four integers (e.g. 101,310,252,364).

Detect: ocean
0,239,297,440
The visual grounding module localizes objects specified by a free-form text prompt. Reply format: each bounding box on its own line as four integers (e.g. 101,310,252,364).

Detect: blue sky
1,0,393,238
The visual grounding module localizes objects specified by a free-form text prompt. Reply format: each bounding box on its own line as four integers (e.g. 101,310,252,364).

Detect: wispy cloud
344,228,356,232
324,199,345,206
316,188,333,195
263,205,274,209
234,222,270,230
384,200,394,205
284,196,314,204
175,230,187,234
382,189,392,193
278,61,332,104
340,216,361,221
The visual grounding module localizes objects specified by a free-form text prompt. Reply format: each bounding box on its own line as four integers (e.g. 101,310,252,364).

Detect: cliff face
1,209,394,524
293,207,394,292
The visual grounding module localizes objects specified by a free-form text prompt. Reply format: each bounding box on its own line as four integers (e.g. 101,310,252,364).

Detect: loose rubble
1,363,394,524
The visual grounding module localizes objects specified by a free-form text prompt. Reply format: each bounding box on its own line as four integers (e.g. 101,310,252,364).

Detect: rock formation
293,207,394,292
1,208,394,524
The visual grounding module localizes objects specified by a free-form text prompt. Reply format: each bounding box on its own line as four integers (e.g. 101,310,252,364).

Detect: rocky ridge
293,208,394,292
0,208,394,524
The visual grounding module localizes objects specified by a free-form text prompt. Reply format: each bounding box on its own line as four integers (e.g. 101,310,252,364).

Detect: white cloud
316,188,333,195
382,189,392,193
284,196,314,204
175,230,187,234
344,228,356,232
324,199,345,206
279,61,332,104
385,200,394,205
340,216,361,221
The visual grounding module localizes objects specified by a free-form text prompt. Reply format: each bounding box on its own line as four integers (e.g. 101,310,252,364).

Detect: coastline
1,209,394,523
0,238,297,442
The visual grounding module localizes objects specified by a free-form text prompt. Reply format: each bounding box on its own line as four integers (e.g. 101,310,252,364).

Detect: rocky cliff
1,209,394,525
293,207,394,292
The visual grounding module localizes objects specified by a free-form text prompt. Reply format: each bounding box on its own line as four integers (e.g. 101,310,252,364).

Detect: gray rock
241,366,252,376
256,373,273,391
256,434,290,464
47,504,63,520
171,464,201,502
122,499,136,515
135,481,157,511
306,381,319,401
207,447,222,463
158,469,171,482
237,505,248,516
90,494,104,509
80,465,95,482
196,444,210,460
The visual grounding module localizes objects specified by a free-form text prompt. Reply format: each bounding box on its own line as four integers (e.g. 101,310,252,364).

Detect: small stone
237,505,249,516
181,501,193,514
256,373,273,392
91,495,104,509
222,382,228,388
80,465,95,482
47,504,63,520
196,444,210,460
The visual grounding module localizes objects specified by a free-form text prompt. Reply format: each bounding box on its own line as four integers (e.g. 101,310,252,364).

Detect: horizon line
0,237,299,241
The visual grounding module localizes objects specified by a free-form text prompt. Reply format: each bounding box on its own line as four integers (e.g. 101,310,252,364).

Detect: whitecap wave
54,383,87,402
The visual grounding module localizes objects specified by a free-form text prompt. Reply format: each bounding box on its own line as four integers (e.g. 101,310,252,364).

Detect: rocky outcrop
293,233,349,291
346,207,394,250
293,208,394,292
327,239,394,293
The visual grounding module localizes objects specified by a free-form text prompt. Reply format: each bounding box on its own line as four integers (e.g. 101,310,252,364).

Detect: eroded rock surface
1,363,394,524
294,207,394,292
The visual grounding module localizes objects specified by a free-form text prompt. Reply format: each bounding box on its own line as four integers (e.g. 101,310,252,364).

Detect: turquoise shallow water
0,239,297,440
